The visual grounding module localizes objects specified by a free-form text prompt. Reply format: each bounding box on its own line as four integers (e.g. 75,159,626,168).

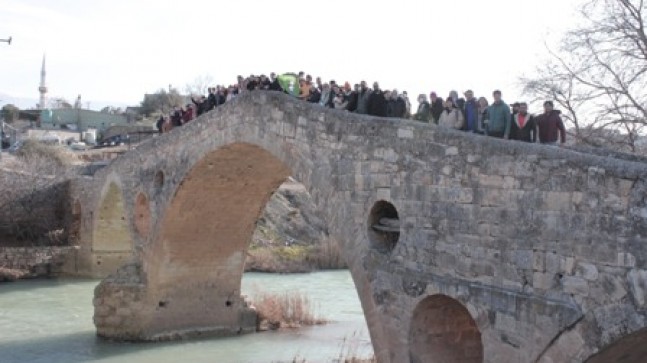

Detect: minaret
38,54,48,109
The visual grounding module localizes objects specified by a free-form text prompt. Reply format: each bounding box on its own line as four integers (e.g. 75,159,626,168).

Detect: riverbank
0,246,75,282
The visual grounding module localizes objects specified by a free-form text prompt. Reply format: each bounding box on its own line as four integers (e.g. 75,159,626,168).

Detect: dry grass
335,330,376,363
253,291,326,330
308,238,347,270
246,238,347,273
15,139,77,168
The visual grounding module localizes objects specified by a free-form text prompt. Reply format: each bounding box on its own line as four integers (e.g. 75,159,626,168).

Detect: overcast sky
1,0,581,110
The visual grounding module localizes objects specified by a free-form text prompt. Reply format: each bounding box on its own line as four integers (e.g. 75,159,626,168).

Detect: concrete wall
73,91,647,362
41,108,128,132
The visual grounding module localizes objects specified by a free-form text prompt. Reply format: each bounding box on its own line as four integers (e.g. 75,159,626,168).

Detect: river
0,271,372,363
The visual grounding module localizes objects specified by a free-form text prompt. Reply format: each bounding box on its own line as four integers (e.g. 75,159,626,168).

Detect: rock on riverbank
246,178,346,273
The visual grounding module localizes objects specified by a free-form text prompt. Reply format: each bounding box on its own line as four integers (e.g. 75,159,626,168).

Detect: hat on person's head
430,91,437,97
464,89,474,95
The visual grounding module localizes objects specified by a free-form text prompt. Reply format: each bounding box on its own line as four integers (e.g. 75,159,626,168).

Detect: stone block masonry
68,91,647,363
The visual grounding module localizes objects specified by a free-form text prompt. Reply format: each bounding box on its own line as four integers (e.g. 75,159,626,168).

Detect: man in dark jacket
346,84,360,112
430,92,444,124
368,82,388,117
307,86,321,103
536,101,566,145
192,95,208,116
356,81,371,114
269,73,282,91
510,102,537,142
463,90,479,132
389,90,407,118
207,88,218,111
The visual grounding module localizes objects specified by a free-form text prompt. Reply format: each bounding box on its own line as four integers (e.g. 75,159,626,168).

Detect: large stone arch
142,142,292,336
409,294,484,363
92,180,133,276
93,139,389,351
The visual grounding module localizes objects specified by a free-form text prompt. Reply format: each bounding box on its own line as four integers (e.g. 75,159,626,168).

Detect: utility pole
0,36,12,45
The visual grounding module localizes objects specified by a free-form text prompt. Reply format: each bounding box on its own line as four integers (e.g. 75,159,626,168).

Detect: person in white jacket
438,98,465,130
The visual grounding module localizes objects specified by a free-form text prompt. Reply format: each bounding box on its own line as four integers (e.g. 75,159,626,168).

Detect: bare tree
520,0,647,153
520,59,600,144
139,88,186,117
184,74,215,97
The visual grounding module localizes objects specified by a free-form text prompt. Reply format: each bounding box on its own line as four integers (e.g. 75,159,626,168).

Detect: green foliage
1,104,20,123
139,88,186,116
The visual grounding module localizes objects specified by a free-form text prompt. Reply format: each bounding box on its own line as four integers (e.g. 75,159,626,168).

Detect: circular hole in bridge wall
154,171,165,190
367,200,400,253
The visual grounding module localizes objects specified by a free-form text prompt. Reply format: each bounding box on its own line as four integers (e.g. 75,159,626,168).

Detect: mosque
36,54,129,133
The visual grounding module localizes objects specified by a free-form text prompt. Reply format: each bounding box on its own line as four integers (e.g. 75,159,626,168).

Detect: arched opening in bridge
585,328,647,363
68,200,82,244
409,294,483,363
367,200,400,253
94,141,378,354
134,192,151,238
154,170,164,190
143,142,295,334
92,182,132,274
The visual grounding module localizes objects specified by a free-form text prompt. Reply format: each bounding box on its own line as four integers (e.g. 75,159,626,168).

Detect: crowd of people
156,72,566,145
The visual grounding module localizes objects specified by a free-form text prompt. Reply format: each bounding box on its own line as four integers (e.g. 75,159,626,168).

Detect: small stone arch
409,294,483,363
93,182,132,253
134,192,151,238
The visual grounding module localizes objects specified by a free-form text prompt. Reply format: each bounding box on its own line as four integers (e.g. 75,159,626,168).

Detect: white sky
0,0,582,110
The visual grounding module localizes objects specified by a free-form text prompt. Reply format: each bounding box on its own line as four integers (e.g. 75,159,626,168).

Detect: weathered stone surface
628,269,647,307
62,92,647,363
0,246,76,280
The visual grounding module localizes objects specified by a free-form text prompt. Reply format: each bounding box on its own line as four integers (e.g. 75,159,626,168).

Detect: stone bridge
66,91,647,362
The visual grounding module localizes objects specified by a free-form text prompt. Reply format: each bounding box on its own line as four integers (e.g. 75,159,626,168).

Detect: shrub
253,291,326,330
15,139,76,169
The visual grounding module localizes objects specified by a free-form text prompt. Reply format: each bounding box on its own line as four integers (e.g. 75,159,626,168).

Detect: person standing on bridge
355,81,371,115
414,94,431,122
430,92,444,124
536,101,566,145
486,90,511,139
510,102,537,142
463,90,480,133
368,82,388,117
438,98,465,130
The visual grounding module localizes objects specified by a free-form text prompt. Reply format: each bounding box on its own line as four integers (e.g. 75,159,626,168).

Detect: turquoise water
0,271,372,363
